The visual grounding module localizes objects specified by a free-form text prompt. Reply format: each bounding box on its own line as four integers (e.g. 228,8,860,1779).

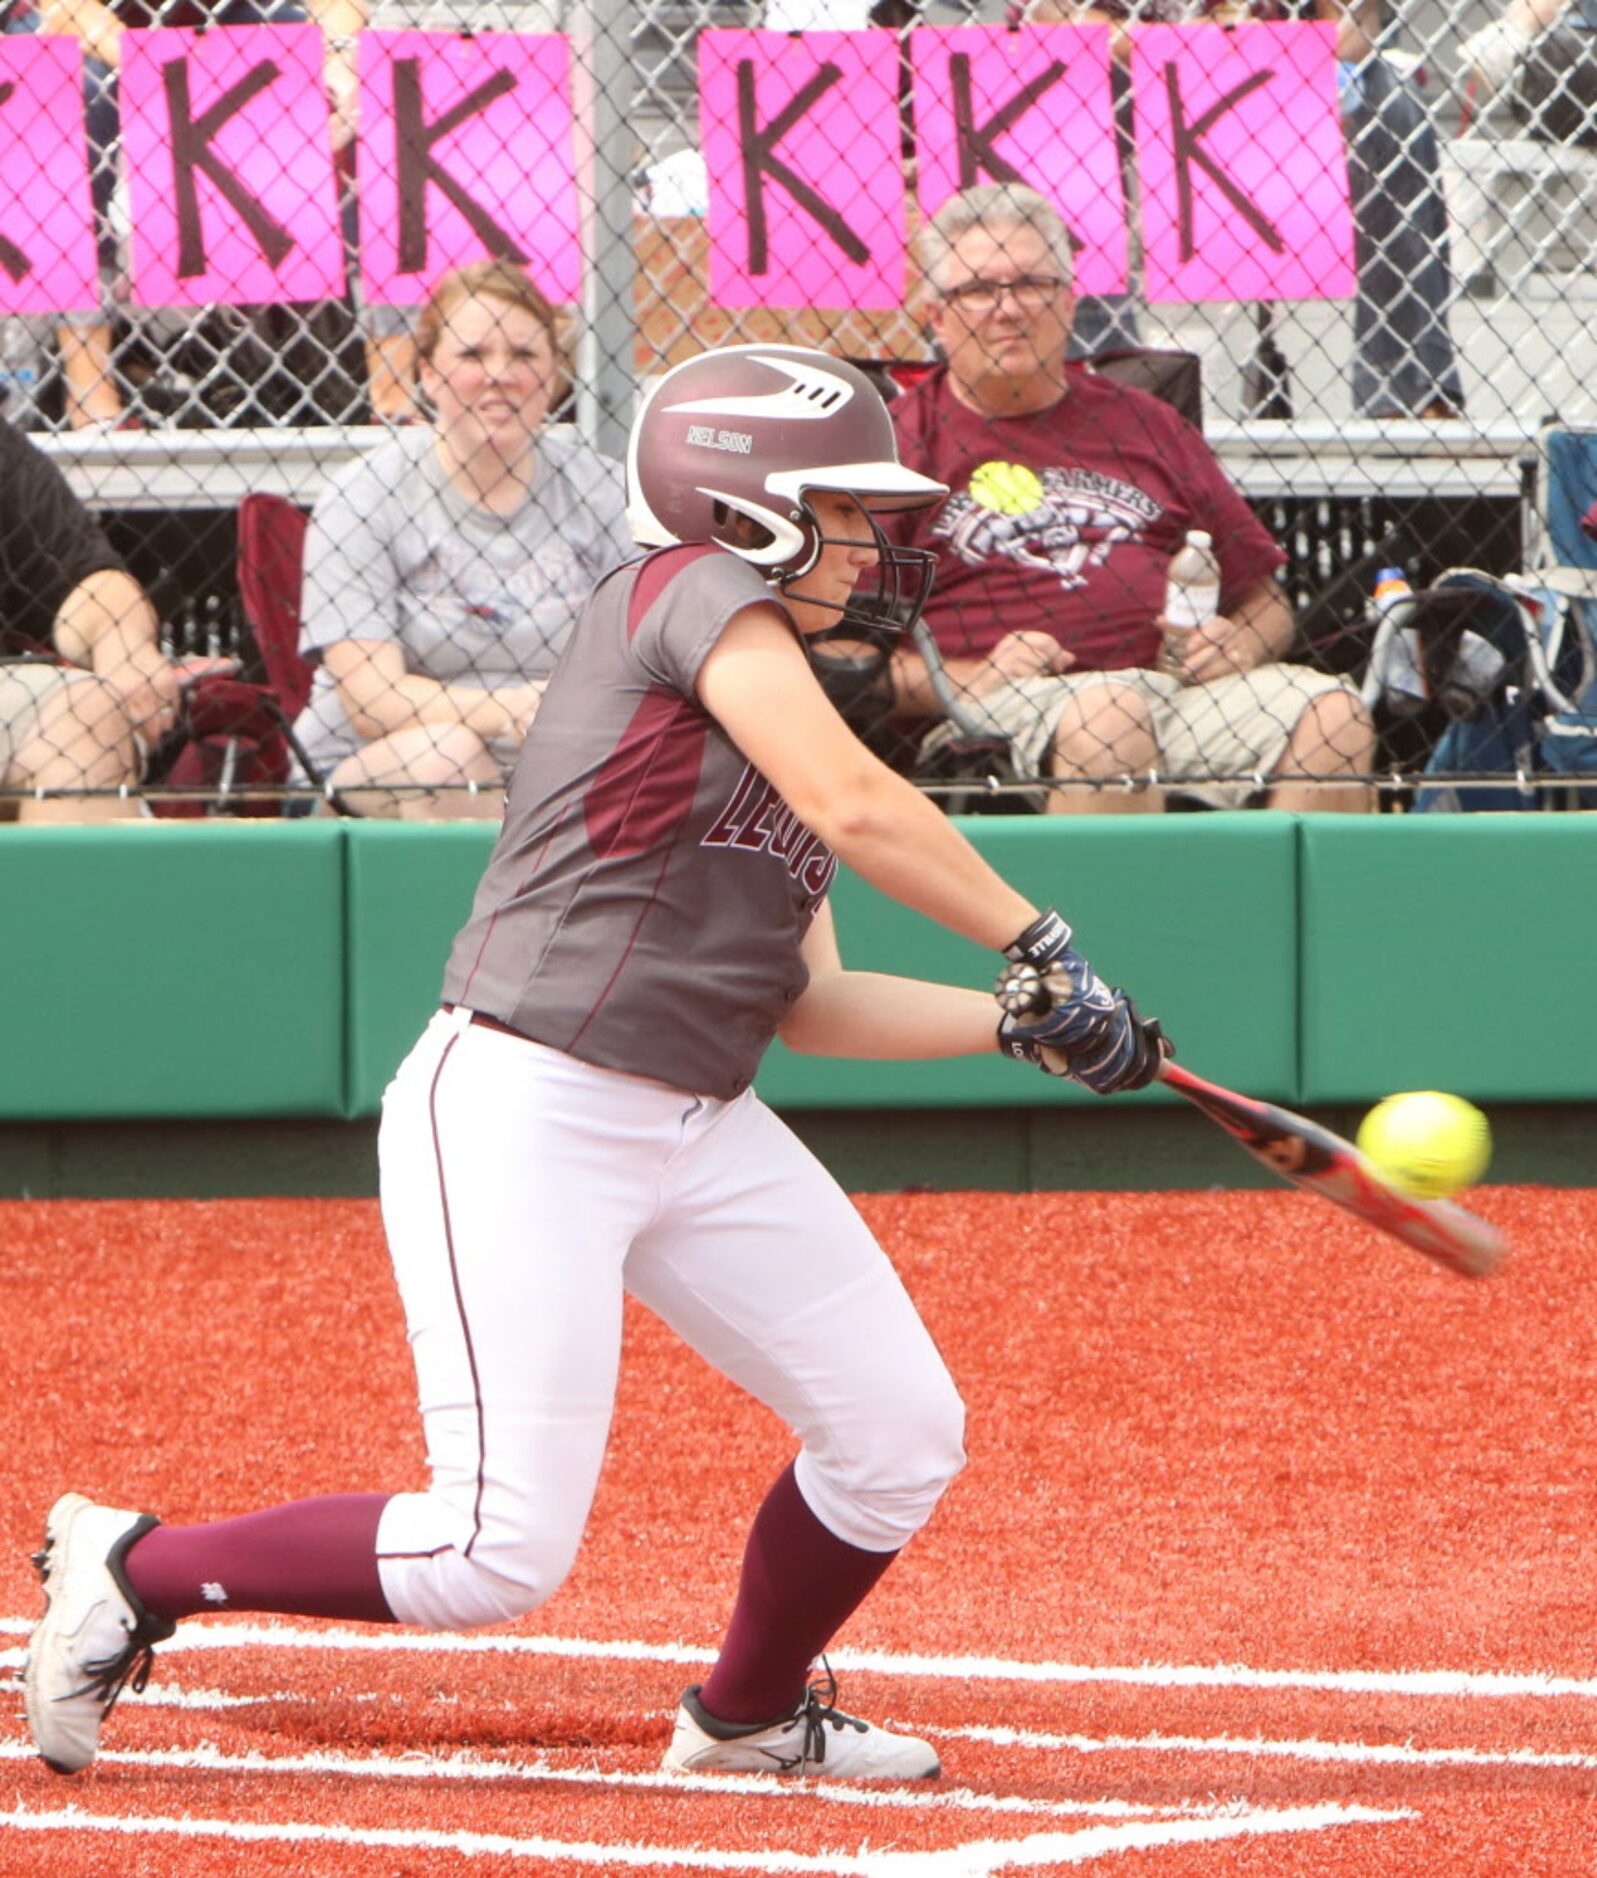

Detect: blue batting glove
995,912,1171,1095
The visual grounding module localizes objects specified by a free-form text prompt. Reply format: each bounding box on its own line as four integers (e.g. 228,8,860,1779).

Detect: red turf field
1,1186,1593,1876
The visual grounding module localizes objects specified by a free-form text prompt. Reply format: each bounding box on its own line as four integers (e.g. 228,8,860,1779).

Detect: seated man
0,417,214,821
884,183,1375,813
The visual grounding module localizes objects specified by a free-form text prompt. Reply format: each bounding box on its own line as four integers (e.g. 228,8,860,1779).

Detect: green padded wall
0,822,345,1119
341,813,1299,1117
756,812,1300,1109
12,812,1591,1129
344,821,495,1116
1301,816,1597,1102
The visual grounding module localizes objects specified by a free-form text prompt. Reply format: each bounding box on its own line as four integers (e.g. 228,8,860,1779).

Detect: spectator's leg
358,293,421,424
1266,687,1376,813
57,322,124,430
9,676,142,824
365,332,421,424
324,724,506,820
61,54,127,430
1045,679,1163,815
1345,62,1465,420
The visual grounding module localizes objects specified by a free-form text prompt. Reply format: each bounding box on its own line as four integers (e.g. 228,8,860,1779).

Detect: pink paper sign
357,31,579,308
1133,21,1354,304
699,28,906,310
911,25,1127,296
122,24,346,309
0,38,98,314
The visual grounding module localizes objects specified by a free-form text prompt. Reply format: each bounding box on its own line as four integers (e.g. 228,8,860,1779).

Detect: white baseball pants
374,1008,966,1632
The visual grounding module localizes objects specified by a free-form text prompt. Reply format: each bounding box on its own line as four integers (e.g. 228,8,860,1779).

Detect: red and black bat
995,961,1504,1281
1158,1060,1503,1281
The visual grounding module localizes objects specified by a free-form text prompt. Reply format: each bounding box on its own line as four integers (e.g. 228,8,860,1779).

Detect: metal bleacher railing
5,0,1596,815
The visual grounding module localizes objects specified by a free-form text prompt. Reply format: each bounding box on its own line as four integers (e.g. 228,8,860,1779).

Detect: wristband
1001,907,1072,969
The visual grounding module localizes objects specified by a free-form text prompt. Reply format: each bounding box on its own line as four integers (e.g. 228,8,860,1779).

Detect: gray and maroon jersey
441,544,837,1099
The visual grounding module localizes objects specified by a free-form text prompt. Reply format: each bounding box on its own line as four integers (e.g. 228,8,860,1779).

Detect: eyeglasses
937,274,1071,316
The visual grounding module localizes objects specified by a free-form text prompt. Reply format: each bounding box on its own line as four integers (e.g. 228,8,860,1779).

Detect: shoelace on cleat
63,1616,166,1715
792,1661,869,1771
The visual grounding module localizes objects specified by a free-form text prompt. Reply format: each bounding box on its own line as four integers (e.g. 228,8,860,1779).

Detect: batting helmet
626,344,946,633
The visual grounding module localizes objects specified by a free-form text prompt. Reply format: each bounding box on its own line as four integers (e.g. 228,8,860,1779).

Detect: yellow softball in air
1356,1091,1492,1200
969,460,1044,516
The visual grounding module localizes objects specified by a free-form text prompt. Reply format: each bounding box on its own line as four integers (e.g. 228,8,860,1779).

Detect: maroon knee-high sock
123,1494,394,1623
696,1463,898,1726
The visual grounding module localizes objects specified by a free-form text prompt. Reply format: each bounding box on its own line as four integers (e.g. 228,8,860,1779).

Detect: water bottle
0,317,46,430
1164,530,1221,632
1364,566,1428,715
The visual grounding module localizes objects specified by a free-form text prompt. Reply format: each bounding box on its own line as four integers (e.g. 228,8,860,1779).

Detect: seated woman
293,261,634,817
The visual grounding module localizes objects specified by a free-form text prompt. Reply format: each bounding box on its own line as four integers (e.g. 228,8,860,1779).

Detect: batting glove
999,994,1169,1094
995,911,1171,1095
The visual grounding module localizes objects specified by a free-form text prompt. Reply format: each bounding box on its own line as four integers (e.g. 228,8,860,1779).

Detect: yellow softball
969,460,1044,517
1355,1091,1492,1201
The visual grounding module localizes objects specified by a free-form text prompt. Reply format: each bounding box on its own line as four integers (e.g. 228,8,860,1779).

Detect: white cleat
662,1677,940,1780
23,1492,175,1774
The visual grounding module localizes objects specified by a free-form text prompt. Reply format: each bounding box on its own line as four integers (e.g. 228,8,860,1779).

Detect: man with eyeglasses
882,183,1375,813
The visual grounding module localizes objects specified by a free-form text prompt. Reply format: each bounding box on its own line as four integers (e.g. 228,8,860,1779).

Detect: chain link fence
1,0,1593,818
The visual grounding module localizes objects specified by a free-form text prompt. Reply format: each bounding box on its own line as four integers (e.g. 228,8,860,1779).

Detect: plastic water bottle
1159,531,1221,675
0,317,46,430
1364,566,1428,715
1164,531,1221,632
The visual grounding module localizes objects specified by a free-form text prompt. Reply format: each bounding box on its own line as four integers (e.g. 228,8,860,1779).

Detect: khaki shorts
0,662,100,778
939,663,1359,810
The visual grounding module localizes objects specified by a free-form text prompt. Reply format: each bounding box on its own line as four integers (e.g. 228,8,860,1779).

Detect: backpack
1535,589,1597,787
1363,568,1597,811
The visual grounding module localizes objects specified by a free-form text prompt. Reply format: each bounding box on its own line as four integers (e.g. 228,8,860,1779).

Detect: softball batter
25,344,1166,1781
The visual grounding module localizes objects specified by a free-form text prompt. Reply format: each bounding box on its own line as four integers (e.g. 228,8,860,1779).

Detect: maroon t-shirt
888,365,1284,671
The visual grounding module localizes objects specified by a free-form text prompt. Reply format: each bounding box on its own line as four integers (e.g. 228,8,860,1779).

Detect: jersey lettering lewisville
702,762,837,899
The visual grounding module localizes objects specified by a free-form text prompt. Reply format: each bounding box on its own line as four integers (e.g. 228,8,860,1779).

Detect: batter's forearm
805,767,1037,952
780,973,999,1059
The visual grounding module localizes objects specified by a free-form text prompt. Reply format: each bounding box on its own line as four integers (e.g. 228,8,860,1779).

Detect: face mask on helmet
780,499,939,645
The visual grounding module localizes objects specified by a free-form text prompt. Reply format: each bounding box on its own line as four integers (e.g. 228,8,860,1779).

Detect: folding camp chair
151,492,326,815
234,492,313,711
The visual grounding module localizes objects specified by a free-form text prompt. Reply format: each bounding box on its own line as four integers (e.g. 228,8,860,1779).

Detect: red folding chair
154,493,319,817
235,491,314,721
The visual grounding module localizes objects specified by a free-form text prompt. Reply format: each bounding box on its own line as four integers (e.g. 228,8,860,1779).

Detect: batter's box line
0,1736,1222,1823
930,1721,1597,1773
4,1620,1596,1702
0,1799,1414,1874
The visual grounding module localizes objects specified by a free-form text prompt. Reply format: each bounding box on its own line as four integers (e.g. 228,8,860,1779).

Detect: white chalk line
3,1619,1593,1701
0,1737,1204,1823
0,1800,1410,1875
931,1722,1597,1773
0,1667,265,1709
2,1701,1583,1785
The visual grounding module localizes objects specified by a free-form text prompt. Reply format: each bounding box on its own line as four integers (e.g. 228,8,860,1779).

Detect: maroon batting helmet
627,344,946,634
